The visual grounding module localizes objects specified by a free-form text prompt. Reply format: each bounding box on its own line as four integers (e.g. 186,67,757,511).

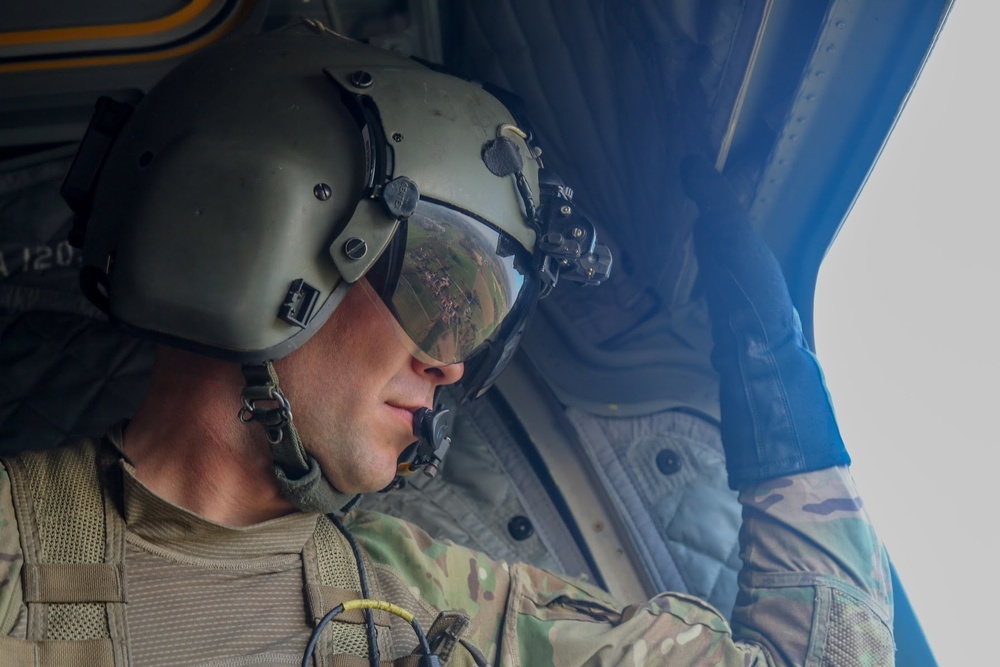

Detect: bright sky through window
816,3,997,665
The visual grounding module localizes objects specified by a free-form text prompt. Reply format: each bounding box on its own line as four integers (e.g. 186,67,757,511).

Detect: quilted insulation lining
363,386,599,586
567,407,741,616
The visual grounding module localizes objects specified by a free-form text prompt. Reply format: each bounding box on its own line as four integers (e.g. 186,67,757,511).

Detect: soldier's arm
502,466,892,666
731,467,893,664
679,154,895,663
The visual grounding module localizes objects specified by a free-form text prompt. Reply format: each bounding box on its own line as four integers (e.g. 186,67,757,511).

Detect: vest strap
304,517,396,663
0,636,115,666
2,439,131,665
22,563,127,603
423,610,471,664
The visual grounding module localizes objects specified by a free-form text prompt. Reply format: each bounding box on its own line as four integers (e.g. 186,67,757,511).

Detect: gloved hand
680,155,850,489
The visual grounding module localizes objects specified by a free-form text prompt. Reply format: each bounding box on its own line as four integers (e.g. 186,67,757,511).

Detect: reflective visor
363,200,536,366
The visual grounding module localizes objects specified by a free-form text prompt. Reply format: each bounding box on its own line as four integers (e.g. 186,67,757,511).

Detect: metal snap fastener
656,448,682,475
508,515,534,541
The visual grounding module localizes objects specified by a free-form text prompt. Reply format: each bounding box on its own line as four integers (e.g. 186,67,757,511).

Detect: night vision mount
480,128,612,297
535,170,613,295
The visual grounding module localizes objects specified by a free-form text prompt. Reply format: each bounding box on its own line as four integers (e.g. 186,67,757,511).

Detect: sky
814,2,997,664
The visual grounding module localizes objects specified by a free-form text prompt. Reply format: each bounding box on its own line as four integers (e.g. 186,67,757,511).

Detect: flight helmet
63,21,611,510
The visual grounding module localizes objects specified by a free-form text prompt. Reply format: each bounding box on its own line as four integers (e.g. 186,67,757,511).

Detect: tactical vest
0,440,467,666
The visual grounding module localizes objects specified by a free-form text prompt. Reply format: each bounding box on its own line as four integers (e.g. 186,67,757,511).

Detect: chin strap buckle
239,363,294,446
239,361,360,514
239,362,310,470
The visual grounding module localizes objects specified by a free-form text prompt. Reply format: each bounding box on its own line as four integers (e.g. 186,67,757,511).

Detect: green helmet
62,21,611,510
67,21,611,401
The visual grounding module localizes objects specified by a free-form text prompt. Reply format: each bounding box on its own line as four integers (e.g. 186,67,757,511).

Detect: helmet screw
343,238,368,260
392,132,404,142
571,227,584,239
350,70,374,88
313,183,332,201
560,205,572,216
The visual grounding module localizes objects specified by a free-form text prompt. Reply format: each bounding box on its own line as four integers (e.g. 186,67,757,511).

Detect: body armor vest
0,439,462,666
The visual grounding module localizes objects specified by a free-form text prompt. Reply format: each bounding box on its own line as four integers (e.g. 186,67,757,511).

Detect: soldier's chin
324,457,400,496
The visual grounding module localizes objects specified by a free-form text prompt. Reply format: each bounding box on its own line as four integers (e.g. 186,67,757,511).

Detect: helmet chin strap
240,363,456,510
239,362,359,514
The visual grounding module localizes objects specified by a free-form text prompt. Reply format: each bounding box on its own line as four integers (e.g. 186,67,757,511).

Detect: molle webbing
1,441,386,666
306,517,395,663
306,520,462,665
1,440,451,666
0,442,129,666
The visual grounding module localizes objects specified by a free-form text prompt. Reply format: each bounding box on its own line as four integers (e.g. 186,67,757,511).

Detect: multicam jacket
0,436,893,666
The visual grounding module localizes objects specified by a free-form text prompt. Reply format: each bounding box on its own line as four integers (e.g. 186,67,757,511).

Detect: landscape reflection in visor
368,201,532,365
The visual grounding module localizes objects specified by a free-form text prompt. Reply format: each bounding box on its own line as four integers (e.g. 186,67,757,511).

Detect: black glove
681,155,850,489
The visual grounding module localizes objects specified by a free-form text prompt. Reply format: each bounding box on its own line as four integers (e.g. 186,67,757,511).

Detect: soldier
0,23,892,666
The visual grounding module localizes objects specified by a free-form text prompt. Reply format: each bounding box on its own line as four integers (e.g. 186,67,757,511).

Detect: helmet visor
363,200,536,366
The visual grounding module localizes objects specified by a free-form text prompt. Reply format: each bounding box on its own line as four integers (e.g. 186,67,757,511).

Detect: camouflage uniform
0,439,892,665
349,465,893,665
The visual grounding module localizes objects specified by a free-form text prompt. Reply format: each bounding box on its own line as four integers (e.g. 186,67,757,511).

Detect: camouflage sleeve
351,465,892,665
0,463,25,636
730,465,894,664
352,510,756,665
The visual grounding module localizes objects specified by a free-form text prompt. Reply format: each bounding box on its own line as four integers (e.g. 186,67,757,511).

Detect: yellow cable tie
342,598,415,623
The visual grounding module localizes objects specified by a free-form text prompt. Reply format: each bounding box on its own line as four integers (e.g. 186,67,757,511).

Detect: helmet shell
84,23,538,361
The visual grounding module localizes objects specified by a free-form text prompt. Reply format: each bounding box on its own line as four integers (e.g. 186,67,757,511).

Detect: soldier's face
274,280,463,494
